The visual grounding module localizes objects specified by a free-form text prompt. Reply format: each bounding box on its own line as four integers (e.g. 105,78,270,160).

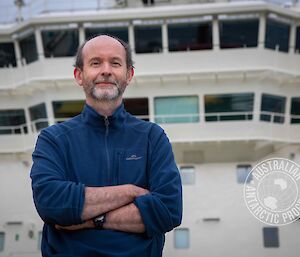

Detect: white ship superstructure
0,0,300,256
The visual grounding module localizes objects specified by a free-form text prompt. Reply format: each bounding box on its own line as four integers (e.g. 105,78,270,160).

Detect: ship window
180,166,195,185
174,228,189,249
0,109,27,134
29,103,48,132
85,27,128,42
260,94,286,123
52,100,84,122
134,25,162,53
0,232,4,251
168,22,212,51
42,29,79,57
291,97,300,124
296,27,300,53
0,42,17,67
263,227,279,248
37,231,42,250
123,98,149,121
219,19,259,49
154,96,199,123
19,34,38,64
237,164,252,184
265,18,290,53
204,93,254,122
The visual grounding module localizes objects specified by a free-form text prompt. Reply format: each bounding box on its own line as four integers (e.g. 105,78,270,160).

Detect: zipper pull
104,116,110,127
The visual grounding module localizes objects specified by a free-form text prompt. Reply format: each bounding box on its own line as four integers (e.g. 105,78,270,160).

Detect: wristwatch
93,213,106,229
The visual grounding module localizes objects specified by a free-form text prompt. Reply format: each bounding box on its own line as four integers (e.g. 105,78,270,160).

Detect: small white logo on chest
126,154,142,161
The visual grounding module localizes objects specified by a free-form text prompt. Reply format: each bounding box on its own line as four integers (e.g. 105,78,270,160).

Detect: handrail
0,111,299,136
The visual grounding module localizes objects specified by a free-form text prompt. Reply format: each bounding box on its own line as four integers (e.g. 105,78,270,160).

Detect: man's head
74,35,134,103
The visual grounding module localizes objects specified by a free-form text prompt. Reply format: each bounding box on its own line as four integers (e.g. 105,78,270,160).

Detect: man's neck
86,98,122,117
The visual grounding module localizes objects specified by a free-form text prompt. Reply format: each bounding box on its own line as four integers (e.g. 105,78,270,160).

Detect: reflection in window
85,27,128,42
237,164,252,184
174,228,189,249
0,42,17,67
154,96,199,123
260,94,286,123
263,227,279,248
0,232,4,251
123,98,149,121
265,18,290,53
134,25,162,53
180,166,195,185
296,27,300,53
291,97,300,124
168,22,212,51
29,103,48,132
219,19,258,49
42,30,79,57
52,100,84,121
0,109,27,134
19,34,38,64
37,231,42,250
205,93,254,121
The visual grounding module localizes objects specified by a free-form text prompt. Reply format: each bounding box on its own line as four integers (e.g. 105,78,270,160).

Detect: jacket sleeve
30,129,85,226
134,124,182,237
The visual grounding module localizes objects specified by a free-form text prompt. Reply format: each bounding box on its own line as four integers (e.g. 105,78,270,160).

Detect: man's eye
112,62,121,66
91,61,100,66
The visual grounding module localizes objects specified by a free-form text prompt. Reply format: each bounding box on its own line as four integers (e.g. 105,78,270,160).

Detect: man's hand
55,219,94,231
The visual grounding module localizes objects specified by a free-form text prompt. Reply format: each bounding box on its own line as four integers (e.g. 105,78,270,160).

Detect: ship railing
0,112,299,136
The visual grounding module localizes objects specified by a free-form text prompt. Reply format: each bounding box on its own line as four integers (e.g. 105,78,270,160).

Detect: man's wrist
93,213,106,229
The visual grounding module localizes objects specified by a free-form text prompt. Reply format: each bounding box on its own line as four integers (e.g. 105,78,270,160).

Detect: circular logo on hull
244,158,300,226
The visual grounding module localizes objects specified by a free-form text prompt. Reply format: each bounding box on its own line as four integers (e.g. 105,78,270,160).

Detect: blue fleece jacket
30,103,182,257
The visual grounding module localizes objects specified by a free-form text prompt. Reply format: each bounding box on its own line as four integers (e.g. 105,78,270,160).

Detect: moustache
93,79,118,86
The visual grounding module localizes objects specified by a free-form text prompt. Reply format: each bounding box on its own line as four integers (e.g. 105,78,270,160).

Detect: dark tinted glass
123,98,149,121
29,103,48,131
0,42,17,67
291,97,300,124
205,93,254,121
19,34,38,64
263,227,279,248
296,26,300,53
42,30,79,57
260,93,286,123
52,100,84,120
168,22,212,51
85,27,128,42
265,18,290,52
219,19,259,48
134,25,162,53
0,109,27,134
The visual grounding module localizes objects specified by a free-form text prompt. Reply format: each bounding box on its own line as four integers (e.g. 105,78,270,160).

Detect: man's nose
100,62,112,76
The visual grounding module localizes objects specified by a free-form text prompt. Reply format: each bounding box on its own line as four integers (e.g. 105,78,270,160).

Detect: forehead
82,36,126,62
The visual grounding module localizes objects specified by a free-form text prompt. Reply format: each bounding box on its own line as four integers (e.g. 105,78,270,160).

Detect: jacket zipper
104,116,111,184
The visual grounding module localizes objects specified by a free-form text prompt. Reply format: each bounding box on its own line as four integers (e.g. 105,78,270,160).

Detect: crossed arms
56,185,149,233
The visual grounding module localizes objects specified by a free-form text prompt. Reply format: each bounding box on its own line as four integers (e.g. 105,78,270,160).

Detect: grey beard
89,82,125,102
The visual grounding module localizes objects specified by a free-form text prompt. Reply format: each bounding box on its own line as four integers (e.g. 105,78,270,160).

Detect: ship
0,0,300,256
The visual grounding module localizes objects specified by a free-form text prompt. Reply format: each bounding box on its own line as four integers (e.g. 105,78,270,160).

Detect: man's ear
74,67,83,86
126,67,134,85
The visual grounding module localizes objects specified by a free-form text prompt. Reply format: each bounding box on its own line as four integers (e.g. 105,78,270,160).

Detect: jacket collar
81,103,126,129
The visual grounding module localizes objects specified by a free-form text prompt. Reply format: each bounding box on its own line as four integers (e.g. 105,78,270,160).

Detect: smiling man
30,35,182,257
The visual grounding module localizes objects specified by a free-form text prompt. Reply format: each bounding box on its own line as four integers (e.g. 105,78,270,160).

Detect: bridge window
237,164,252,184
296,26,300,53
52,100,84,122
19,34,38,64
42,29,79,57
0,42,16,67
123,98,149,121
154,95,199,123
180,166,195,185
205,93,254,121
29,103,48,132
0,109,27,134
85,25,128,42
260,93,286,123
265,18,290,53
168,19,212,51
134,22,162,53
219,18,259,49
291,97,300,124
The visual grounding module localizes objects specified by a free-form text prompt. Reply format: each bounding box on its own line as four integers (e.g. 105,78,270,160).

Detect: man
30,35,182,257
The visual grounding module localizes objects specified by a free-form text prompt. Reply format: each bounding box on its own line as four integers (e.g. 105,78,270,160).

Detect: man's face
75,36,133,102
